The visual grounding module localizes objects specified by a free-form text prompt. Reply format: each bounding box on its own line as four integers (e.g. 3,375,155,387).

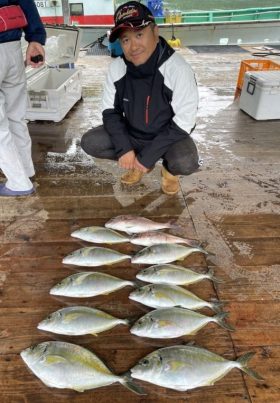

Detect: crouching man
81,1,199,195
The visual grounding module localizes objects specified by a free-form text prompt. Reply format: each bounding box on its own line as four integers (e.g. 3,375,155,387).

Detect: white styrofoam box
239,70,280,120
24,25,82,122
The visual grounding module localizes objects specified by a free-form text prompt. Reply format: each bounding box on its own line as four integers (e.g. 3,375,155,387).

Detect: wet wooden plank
237,346,280,403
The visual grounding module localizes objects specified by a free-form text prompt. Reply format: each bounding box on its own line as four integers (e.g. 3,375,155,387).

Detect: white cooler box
25,25,82,122
239,70,280,120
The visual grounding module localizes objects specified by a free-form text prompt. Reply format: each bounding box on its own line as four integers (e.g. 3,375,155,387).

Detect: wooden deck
0,46,279,402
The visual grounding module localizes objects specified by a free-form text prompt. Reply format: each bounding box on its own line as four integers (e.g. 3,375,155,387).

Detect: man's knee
165,155,200,176
81,131,93,155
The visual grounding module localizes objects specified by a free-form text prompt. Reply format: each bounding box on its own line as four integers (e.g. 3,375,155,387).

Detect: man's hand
134,158,149,173
26,42,45,68
118,150,136,169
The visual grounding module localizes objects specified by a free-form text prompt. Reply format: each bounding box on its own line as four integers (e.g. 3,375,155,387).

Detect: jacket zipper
145,95,150,125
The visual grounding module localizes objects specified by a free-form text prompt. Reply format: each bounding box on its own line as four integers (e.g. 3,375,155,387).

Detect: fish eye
150,317,155,322
142,359,149,366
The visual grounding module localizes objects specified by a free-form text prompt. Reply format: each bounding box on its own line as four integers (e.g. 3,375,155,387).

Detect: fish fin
210,299,226,313
91,333,98,337
237,352,264,381
121,374,147,395
133,280,144,289
73,387,85,393
214,312,235,331
206,268,223,283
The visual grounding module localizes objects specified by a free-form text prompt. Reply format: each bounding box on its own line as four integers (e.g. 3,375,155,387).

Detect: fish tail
183,239,201,248
168,219,182,231
214,312,235,331
132,280,144,289
206,268,223,283
211,300,225,313
120,374,147,395
236,352,264,381
196,245,209,255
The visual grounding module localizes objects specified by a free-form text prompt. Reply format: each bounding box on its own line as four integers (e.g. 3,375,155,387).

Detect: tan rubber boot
121,169,144,185
161,167,180,195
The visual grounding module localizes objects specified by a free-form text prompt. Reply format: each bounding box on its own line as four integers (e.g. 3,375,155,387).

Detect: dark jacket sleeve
20,0,46,45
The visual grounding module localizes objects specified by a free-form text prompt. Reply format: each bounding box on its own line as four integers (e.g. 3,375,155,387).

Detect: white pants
0,41,34,191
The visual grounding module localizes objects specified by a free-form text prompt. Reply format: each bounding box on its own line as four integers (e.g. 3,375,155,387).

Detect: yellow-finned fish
129,284,223,311
136,265,221,285
38,306,129,336
71,226,129,244
21,341,145,394
130,345,263,391
131,244,208,265
50,272,134,298
130,307,234,338
62,246,131,267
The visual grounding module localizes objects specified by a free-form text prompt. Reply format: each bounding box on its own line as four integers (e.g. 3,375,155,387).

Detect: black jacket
102,37,198,168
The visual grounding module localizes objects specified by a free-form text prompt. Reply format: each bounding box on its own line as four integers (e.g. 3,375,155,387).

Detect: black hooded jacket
102,37,198,168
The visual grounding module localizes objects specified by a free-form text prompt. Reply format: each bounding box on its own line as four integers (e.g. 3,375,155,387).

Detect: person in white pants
0,0,46,197
0,42,35,194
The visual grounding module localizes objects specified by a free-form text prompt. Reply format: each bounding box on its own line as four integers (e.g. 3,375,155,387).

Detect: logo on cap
116,6,140,23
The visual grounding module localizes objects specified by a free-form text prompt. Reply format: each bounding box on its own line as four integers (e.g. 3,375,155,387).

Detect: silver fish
21,341,144,394
63,246,131,267
38,306,129,336
130,308,234,338
130,345,263,391
50,272,134,298
136,265,221,285
129,284,222,312
130,231,200,247
131,244,207,265
105,215,177,234
71,226,129,244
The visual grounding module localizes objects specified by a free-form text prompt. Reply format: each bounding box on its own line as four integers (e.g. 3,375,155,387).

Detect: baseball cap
109,1,155,43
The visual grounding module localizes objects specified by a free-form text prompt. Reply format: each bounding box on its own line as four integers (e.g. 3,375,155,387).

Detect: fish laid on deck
38,306,129,336
105,215,178,234
62,246,131,266
71,226,130,244
130,345,263,391
130,231,200,247
131,244,208,265
21,341,144,394
129,284,222,311
136,265,221,285
50,272,134,298
130,308,234,338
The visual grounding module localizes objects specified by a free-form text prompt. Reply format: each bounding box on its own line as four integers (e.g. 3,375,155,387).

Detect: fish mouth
49,288,59,295
62,257,71,264
37,321,47,330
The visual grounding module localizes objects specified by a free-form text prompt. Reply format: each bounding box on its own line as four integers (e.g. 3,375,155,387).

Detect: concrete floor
0,46,279,402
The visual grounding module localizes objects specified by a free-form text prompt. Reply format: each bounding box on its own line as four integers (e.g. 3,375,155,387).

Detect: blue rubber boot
0,183,35,196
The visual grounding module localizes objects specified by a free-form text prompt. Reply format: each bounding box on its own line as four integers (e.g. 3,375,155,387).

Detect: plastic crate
234,59,280,98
